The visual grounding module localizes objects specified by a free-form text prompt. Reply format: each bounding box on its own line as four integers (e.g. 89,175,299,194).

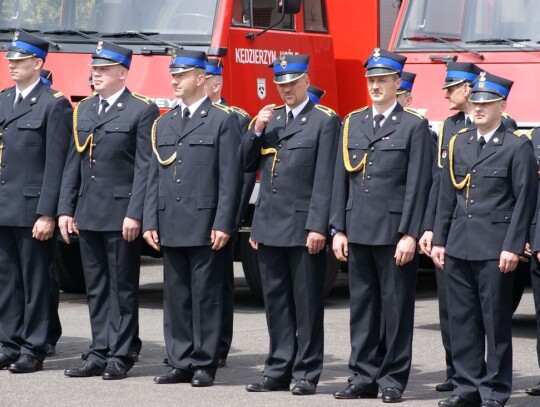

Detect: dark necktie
181,107,191,131
99,99,109,119
477,136,486,157
13,93,23,109
286,110,294,128
373,114,385,133
465,116,472,126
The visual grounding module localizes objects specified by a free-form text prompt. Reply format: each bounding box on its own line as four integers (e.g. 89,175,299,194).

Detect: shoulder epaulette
212,102,231,114
0,88,6,93
52,91,64,99
512,130,523,138
131,92,152,104
314,104,336,116
404,107,424,119
160,105,179,118
525,128,540,140
230,105,249,118
248,115,258,130
502,112,512,119
457,128,469,135
272,104,285,110
344,106,369,120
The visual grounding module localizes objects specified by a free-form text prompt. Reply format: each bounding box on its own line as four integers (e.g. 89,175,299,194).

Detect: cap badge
13,31,19,41
280,58,287,69
373,48,381,61
96,41,103,54
478,71,486,88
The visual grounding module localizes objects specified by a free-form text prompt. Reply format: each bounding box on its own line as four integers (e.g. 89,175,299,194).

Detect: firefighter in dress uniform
0,31,72,373
431,72,537,407
59,41,159,380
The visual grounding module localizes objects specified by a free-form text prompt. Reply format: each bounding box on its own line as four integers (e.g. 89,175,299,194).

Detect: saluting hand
211,229,230,251
143,229,161,252
32,215,56,241
499,250,519,273
431,245,445,270
394,234,416,266
254,104,276,133
58,215,79,244
306,231,326,255
332,232,348,262
122,217,141,242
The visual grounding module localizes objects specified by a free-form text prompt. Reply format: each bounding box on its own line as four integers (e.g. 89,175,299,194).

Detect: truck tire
56,241,86,294
239,232,341,301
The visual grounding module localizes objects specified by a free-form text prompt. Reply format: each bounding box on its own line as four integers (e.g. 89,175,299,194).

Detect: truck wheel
239,233,341,301
56,241,86,294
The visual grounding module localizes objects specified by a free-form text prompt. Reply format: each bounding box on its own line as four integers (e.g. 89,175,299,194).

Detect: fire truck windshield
0,0,218,42
395,0,540,51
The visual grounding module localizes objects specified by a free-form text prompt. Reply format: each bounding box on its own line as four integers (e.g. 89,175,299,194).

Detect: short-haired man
432,72,537,407
331,49,432,403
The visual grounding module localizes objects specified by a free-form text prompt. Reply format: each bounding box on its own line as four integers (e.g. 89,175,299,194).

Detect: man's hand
306,231,326,255
419,230,433,256
32,215,56,241
211,229,230,251
332,232,348,262
431,245,445,270
122,217,141,242
394,234,416,266
58,215,79,244
520,242,531,263
143,230,161,251
249,237,258,250
499,250,519,273
254,104,276,133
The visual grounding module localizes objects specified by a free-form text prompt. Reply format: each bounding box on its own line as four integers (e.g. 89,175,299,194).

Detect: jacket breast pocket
483,167,507,194
286,138,314,166
16,119,43,146
103,122,132,149
379,139,407,169
453,164,469,183
157,135,177,155
490,209,512,223
347,139,367,169
189,134,215,164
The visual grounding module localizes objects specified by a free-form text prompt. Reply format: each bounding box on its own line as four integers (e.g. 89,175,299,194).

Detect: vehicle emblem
257,78,266,100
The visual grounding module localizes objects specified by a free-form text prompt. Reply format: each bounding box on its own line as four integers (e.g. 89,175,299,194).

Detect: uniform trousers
347,243,417,392
0,226,56,362
531,259,540,372
436,266,454,379
162,245,223,376
445,255,514,405
47,259,62,347
78,230,141,369
219,240,234,360
258,244,325,384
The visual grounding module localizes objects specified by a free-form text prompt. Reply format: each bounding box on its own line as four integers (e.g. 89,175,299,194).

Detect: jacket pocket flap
113,186,132,198
189,135,214,145
295,198,311,212
380,139,406,151
158,136,176,146
17,119,42,129
388,199,404,213
287,138,314,149
76,121,92,132
454,165,468,176
23,185,42,197
491,209,513,223
197,196,217,209
158,196,166,210
104,122,130,132
483,167,507,177
347,139,368,150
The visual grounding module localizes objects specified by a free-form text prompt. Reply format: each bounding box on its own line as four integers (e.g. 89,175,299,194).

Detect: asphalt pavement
0,258,538,407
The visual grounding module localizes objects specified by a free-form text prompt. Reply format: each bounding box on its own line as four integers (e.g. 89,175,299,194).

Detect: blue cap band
11,40,47,59
474,80,509,99
400,79,413,92
171,56,206,69
367,56,403,73
206,65,222,75
273,62,308,75
307,92,320,104
94,48,131,68
446,70,478,83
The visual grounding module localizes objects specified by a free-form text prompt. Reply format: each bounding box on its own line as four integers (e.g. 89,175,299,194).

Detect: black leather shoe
8,354,43,373
163,358,169,366
65,360,105,377
438,395,473,407
191,369,214,387
291,379,316,395
102,362,127,380
436,378,454,392
129,351,139,363
481,400,503,407
0,353,17,370
382,387,403,403
333,384,378,399
525,382,540,395
154,368,192,384
246,376,290,392
217,358,226,368
45,344,56,357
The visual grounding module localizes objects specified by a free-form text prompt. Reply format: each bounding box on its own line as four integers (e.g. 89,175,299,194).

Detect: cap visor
4,51,34,60
90,57,121,67
365,68,399,77
441,79,466,90
169,66,196,74
469,91,504,103
273,72,305,84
